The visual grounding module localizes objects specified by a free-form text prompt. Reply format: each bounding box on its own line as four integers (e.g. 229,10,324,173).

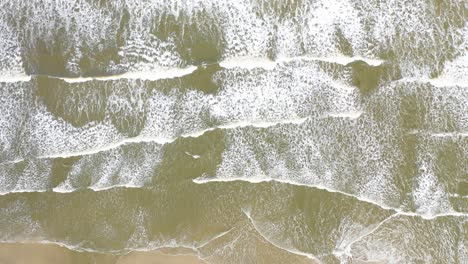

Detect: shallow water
0,0,467,263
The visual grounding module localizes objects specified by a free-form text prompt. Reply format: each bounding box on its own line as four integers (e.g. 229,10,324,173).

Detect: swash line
333,212,400,259
0,228,233,261
194,178,468,220
241,208,324,263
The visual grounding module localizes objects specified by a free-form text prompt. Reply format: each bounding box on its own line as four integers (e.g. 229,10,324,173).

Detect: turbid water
0,0,467,263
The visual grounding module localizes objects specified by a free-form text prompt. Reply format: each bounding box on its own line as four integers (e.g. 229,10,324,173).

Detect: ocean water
0,0,467,263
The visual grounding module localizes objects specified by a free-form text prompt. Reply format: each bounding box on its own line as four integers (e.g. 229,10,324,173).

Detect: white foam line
51,184,142,194
39,117,308,159
185,152,201,159
277,55,385,66
219,57,278,70
208,230,244,256
408,130,468,138
37,136,170,160
0,189,48,196
0,184,144,196
1,233,242,264
219,55,385,71
0,239,202,258
0,55,384,84
197,228,235,248
50,188,74,194
193,178,468,220
333,213,399,258
0,158,26,165
0,239,121,254
1,117,309,164
88,184,142,192
0,112,366,167
132,247,207,264
3,229,236,256
398,77,468,88
241,208,324,263
0,67,197,84
58,66,198,83
0,74,32,83
0,113,357,195
430,132,468,138
449,194,468,198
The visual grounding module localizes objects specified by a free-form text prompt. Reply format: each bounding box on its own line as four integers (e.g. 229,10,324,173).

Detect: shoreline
0,242,206,264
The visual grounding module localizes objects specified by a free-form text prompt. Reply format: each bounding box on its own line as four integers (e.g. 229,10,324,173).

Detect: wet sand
0,242,206,264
